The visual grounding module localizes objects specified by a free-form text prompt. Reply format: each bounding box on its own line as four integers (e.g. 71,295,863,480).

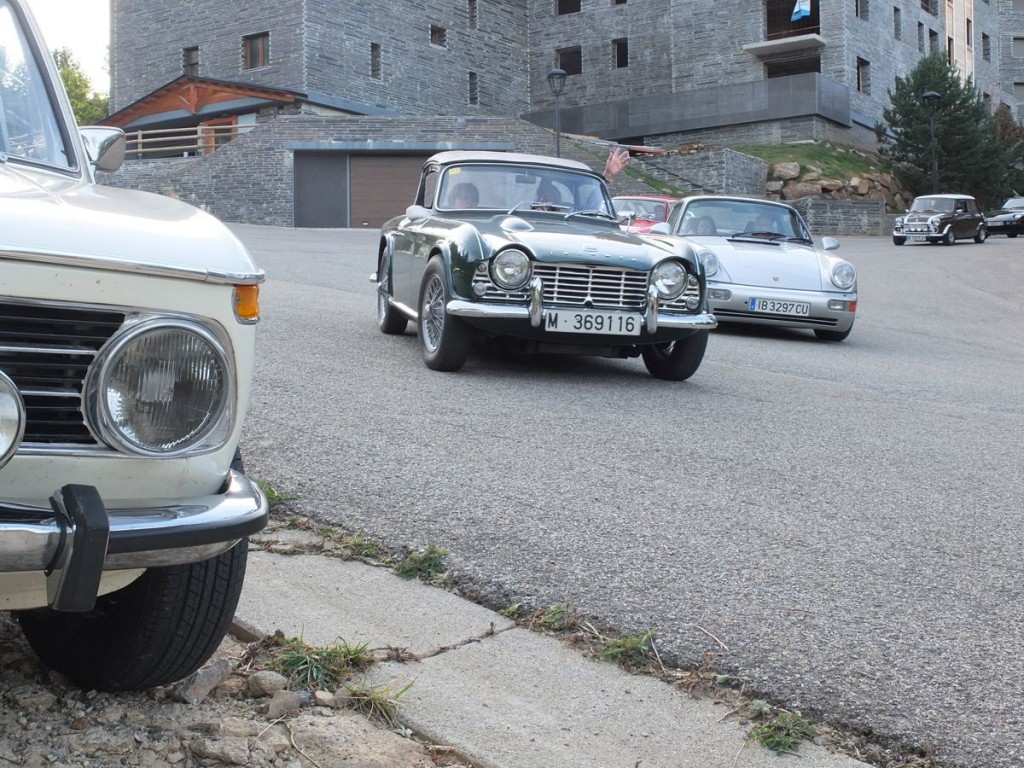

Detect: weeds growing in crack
255,480,299,509
588,628,658,671
271,635,374,690
748,710,819,755
394,544,448,582
342,679,414,729
530,603,579,632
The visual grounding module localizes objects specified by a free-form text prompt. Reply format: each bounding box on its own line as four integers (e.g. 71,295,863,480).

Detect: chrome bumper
0,471,268,611
447,282,717,333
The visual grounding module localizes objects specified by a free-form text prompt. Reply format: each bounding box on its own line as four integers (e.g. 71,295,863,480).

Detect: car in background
982,197,1024,238
651,196,857,342
1,0,267,692
892,194,986,245
612,195,680,234
373,151,717,381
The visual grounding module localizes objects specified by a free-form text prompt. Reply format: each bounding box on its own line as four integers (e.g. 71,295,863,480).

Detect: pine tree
876,51,1008,209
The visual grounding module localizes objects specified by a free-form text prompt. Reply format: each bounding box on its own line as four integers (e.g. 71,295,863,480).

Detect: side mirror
649,223,671,235
821,236,840,251
405,204,432,221
79,127,126,172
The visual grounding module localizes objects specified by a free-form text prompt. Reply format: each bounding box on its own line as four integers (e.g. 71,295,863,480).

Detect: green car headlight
87,319,233,456
652,260,688,300
491,249,531,290
831,262,857,291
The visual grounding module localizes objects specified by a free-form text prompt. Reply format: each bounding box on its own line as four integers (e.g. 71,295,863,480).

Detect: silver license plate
748,298,811,316
545,309,641,336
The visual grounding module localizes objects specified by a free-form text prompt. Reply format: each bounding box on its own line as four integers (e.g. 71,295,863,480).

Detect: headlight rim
698,249,719,278
84,316,236,458
651,259,689,301
490,248,533,291
830,261,857,291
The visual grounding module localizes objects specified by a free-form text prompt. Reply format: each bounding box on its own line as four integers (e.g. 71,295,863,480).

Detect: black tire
943,227,956,246
814,323,853,342
1009,232,1018,238
641,330,709,381
418,257,471,371
377,248,409,335
892,236,906,246
974,225,987,244
17,540,249,692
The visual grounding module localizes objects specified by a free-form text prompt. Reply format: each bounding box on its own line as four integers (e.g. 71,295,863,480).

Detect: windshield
436,163,614,216
1000,197,1024,209
674,199,810,241
614,198,670,222
0,0,72,169
909,197,956,213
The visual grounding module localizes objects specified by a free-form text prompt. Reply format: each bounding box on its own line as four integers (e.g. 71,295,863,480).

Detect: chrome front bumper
0,470,268,611
447,281,717,334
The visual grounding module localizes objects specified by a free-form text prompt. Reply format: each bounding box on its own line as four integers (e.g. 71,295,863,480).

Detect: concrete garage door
349,155,428,229
293,152,429,228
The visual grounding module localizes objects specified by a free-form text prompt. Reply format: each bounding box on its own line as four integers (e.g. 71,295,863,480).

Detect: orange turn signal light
233,284,261,322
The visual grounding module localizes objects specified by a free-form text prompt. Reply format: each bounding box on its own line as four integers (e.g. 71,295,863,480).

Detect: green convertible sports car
373,151,718,381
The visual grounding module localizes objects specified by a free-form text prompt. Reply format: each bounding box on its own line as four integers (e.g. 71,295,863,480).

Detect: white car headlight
87,319,233,456
831,262,857,291
928,215,942,227
1014,213,1024,220
652,260,688,300
895,217,904,226
491,249,531,290
698,249,719,278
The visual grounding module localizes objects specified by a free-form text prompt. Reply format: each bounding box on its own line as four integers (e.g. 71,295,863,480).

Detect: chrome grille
0,300,125,445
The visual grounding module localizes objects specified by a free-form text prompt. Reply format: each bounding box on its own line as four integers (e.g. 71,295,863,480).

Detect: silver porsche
651,196,857,341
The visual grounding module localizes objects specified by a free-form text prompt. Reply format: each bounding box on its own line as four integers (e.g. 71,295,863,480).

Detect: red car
613,195,681,233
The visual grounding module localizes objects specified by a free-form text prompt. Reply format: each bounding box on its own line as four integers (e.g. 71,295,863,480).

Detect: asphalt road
233,223,1024,768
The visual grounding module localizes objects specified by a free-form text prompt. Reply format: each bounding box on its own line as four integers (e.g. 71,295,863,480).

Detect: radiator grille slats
0,301,125,444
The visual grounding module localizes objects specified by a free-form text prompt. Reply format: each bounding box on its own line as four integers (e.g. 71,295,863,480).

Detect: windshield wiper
507,201,572,214
564,209,617,221
731,230,787,240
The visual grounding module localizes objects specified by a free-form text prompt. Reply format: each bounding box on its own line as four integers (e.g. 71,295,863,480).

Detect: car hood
477,215,685,269
704,237,827,290
0,164,261,282
901,211,945,223
985,207,1024,218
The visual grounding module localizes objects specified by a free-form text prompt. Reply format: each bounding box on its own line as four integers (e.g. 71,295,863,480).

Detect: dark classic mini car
373,151,717,380
983,197,1024,237
892,194,986,245
651,196,857,341
1,0,267,692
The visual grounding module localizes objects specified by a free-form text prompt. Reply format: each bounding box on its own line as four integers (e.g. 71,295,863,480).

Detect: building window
966,19,972,47
947,36,954,63
613,38,628,68
468,71,479,105
920,0,936,14
430,25,448,47
371,42,382,79
856,0,869,21
557,0,581,14
242,32,269,70
918,22,925,52
893,7,901,40
1014,37,1024,57
613,0,627,4
856,57,871,94
468,0,478,28
1014,0,1024,10
182,46,199,76
929,29,939,52
982,33,991,61
557,46,582,75
766,0,820,41
1014,83,1024,102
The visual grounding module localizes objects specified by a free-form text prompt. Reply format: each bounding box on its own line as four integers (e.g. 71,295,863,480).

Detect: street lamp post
921,90,942,194
547,68,567,157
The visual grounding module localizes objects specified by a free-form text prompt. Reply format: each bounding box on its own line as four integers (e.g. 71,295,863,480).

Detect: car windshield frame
435,162,614,217
0,0,76,172
909,197,959,214
997,197,1024,210
672,198,812,242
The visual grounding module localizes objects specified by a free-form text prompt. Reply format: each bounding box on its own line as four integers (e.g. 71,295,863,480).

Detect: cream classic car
0,0,267,690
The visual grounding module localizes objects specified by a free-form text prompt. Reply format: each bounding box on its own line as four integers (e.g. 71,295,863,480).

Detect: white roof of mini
913,193,975,199
426,150,594,172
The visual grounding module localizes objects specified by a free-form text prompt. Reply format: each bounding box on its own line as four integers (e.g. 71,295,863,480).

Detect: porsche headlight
652,260,688,300
87,319,233,456
491,249,531,290
698,249,719,278
831,262,857,291
1014,213,1024,220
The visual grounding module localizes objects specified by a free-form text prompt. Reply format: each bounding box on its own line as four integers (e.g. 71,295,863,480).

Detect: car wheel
974,225,987,244
17,539,249,692
814,324,853,342
1009,232,1018,238
641,330,709,381
418,257,471,371
943,228,956,245
377,248,409,335
892,236,906,246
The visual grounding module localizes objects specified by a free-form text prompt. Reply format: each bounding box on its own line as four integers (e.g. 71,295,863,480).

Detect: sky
24,0,111,91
